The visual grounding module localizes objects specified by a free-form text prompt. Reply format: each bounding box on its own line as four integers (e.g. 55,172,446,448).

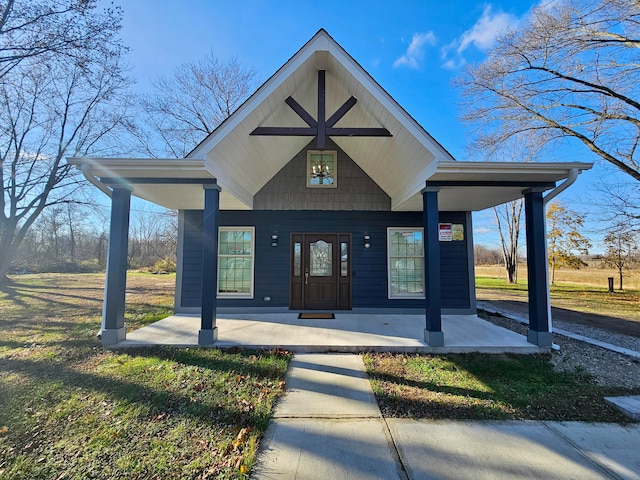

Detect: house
68,30,591,348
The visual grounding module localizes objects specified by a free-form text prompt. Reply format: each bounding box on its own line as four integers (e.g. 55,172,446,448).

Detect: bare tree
129,206,177,269
457,0,640,183
0,0,124,80
0,3,130,281
494,199,523,283
598,179,640,233
602,222,638,290
470,139,535,283
15,204,111,272
132,53,257,158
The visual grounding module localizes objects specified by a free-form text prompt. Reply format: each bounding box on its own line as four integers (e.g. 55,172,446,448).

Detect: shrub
149,257,176,274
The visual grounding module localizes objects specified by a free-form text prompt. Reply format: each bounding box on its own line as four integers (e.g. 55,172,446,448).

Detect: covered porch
67,30,592,351
114,312,545,354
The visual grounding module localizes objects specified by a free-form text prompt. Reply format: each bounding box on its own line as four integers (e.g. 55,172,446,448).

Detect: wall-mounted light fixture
271,234,278,247
363,234,371,249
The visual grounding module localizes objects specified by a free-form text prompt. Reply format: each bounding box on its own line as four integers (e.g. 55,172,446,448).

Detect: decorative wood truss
250,70,392,149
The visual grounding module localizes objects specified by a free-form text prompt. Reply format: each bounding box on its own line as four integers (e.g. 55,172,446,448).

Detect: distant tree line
474,245,503,265
11,205,177,274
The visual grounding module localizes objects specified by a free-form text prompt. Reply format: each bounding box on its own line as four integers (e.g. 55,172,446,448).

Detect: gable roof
188,29,456,211
68,29,591,211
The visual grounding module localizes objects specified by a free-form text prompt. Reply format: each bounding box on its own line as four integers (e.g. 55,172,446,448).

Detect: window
340,242,348,277
310,240,332,276
307,150,337,188
388,228,424,298
218,227,254,297
293,241,301,276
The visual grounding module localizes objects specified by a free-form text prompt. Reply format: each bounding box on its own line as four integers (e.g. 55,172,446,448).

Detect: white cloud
441,59,459,70
393,31,437,70
441,4,520,69
458,5,519,53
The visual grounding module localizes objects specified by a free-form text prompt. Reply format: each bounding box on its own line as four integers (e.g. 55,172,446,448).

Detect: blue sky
118,0,537,158
112,0,612,251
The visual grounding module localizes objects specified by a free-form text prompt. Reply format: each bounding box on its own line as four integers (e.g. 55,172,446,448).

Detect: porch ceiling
401,161,594,212
66,157,247,210
68,157,592,212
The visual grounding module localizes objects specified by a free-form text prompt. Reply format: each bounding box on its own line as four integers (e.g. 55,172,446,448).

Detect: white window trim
217,226,255,299
387,227,425,299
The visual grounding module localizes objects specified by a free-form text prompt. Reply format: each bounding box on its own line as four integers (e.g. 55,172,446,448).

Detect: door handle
305,272,309,285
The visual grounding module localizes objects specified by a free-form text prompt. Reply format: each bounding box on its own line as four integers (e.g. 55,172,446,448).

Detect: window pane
294,242,301,276
389,229,424,297
218,257,251,293
340,242,348,277
220,230,252,255
308,151,336,187
218,228,253,296
310,240,332,276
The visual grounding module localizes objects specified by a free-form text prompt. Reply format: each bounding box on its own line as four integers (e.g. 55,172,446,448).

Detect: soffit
66,157,246,210
398,161,593,212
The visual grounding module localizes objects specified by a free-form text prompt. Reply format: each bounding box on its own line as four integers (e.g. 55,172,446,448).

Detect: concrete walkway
251,354,640,480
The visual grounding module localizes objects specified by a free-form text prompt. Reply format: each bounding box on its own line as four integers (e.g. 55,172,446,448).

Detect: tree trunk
0,241,17,282
0,220,18,282
619,268,624,291
506,261,517,283
494,200,522,284
69,221,76,263
0,257,11,282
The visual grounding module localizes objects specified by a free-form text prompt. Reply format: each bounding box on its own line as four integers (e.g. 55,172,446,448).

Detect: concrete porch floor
116,313,545,354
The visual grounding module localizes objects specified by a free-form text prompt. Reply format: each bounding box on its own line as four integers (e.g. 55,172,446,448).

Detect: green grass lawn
476,275,640,321
0,273,290,479
2,272,639,478
364,353,639,422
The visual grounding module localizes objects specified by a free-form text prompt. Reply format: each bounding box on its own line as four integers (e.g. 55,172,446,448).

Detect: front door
290,233,351,310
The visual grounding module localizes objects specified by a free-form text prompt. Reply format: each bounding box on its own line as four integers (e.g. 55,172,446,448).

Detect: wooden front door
290,233,351,310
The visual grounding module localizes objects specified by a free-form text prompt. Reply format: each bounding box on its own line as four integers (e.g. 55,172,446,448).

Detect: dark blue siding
181,210,204,306
179,210,471,310
438,212,471,309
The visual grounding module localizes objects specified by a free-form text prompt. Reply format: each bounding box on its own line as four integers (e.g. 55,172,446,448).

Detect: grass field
0,273,290,480
475,265,640,325
475,264,640,291
364,264,640,421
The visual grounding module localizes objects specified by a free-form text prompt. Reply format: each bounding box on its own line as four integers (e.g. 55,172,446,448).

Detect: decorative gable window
218,227,254,297
307,150,337,188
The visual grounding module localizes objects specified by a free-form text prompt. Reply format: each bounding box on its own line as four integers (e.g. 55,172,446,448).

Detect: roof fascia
67,157,212,177
434,161,593,176
187,31,331,160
